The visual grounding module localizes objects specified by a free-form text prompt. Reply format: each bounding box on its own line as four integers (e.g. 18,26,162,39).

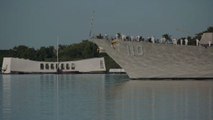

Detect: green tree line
0,40,121,71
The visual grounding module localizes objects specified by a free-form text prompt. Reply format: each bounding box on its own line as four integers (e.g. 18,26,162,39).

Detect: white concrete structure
1,57,106,74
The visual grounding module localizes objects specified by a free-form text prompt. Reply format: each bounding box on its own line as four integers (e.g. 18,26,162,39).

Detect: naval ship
91,33,213,79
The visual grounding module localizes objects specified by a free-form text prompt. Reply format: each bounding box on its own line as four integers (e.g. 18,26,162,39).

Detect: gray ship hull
92,39,213,79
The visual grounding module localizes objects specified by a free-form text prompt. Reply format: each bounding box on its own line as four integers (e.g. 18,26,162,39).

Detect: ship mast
89,10,95,38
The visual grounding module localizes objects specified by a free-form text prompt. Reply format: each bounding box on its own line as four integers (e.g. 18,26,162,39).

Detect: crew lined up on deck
94,33,212,47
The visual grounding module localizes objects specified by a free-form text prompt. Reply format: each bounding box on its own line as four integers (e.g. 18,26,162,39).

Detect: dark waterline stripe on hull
130,77,213,80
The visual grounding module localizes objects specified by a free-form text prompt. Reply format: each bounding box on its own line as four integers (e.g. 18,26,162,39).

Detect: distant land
0,27,212,70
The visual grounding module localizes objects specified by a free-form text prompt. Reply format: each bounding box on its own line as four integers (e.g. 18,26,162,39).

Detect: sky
0,0,213,49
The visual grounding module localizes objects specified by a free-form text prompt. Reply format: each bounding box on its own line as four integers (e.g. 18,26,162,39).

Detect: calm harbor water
0,74,213,120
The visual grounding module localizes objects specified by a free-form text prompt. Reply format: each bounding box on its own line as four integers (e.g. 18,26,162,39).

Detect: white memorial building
1,57,106,74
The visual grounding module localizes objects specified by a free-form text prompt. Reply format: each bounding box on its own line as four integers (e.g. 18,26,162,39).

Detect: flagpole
57,36,59,72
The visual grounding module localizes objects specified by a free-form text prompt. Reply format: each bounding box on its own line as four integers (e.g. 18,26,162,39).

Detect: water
0,74,213,120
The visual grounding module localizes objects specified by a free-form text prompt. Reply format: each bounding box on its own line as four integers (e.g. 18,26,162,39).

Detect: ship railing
92,34,212,47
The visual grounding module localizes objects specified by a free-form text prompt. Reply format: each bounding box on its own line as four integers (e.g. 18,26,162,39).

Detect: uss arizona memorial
1,57,106,74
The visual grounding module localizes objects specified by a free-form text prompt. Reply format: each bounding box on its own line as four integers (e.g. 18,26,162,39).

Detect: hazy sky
0,0,213,49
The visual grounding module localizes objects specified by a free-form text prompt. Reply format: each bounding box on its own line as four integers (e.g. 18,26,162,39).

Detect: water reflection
39,74,108,120
0,74,213,120
1,75,12,120
104,80,213,120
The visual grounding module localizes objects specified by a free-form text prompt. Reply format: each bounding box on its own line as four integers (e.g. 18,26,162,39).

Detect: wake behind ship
91,33,213,79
